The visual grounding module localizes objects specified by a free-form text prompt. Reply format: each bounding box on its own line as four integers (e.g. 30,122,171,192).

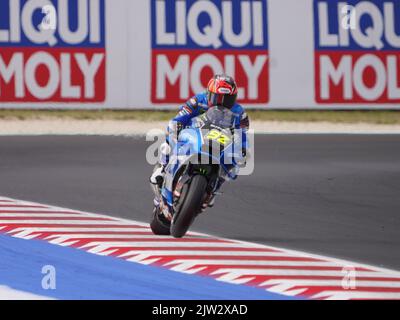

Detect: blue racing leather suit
165,92,250,157
158,92,250,211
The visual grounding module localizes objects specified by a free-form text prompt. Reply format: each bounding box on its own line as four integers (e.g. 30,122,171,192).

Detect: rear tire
171,175,208,238
150,208,171,235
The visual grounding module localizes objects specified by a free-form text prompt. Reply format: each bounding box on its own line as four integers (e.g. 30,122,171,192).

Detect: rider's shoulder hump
231,103,245,115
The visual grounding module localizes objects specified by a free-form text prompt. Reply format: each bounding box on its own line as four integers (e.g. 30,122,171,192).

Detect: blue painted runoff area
0,234,296,300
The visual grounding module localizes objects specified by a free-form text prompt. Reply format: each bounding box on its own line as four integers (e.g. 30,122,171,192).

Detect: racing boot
208,194,216,207
149,142,171,188
150,164,165,188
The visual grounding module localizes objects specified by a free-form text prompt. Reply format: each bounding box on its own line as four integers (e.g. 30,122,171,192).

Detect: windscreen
205,107,235,129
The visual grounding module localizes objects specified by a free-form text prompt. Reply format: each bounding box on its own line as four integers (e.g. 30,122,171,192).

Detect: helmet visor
208,92,237,109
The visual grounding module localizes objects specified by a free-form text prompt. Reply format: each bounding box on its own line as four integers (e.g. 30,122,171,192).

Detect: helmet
206,75,238,109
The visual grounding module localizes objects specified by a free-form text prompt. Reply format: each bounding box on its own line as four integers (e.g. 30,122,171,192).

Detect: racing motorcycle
150,106,245,238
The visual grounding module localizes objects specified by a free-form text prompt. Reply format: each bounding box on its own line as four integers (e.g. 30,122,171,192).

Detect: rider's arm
167,97,201,144
238,111,250,157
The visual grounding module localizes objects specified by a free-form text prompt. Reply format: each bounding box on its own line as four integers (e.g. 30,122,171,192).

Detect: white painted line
0,286,53,300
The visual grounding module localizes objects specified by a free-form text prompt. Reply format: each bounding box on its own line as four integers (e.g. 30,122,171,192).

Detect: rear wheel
171,175,208,238
150,207,171,235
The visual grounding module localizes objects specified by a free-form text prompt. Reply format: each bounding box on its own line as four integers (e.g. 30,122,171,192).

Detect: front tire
171,175,208,238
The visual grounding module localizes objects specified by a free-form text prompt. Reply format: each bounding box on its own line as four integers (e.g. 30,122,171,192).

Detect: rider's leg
201,176,224,210
150,120,181,186
206,164,239,208
149,141,171,186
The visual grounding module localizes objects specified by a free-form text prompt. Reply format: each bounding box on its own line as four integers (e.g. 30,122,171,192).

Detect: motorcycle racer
150,74,250,214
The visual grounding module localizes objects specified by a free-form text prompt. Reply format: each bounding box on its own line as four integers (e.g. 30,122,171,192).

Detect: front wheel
171,175,208,238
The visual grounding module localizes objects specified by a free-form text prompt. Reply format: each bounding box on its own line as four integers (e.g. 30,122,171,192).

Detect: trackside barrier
0,0,399,109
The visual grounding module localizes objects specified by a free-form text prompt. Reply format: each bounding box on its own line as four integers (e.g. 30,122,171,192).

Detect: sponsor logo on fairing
0,0,106,102
151,0,269,104
314,0,400,104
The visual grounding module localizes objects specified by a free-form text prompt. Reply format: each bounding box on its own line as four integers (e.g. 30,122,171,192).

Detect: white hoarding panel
0,0,399,109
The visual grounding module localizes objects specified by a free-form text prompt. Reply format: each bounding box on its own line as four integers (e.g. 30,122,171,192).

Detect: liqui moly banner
0,0,106,103
150,0,269,105
0,0,398,110
314,0,400,104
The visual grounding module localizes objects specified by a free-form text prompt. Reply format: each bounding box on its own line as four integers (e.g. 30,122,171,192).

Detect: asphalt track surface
0,135,399,270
